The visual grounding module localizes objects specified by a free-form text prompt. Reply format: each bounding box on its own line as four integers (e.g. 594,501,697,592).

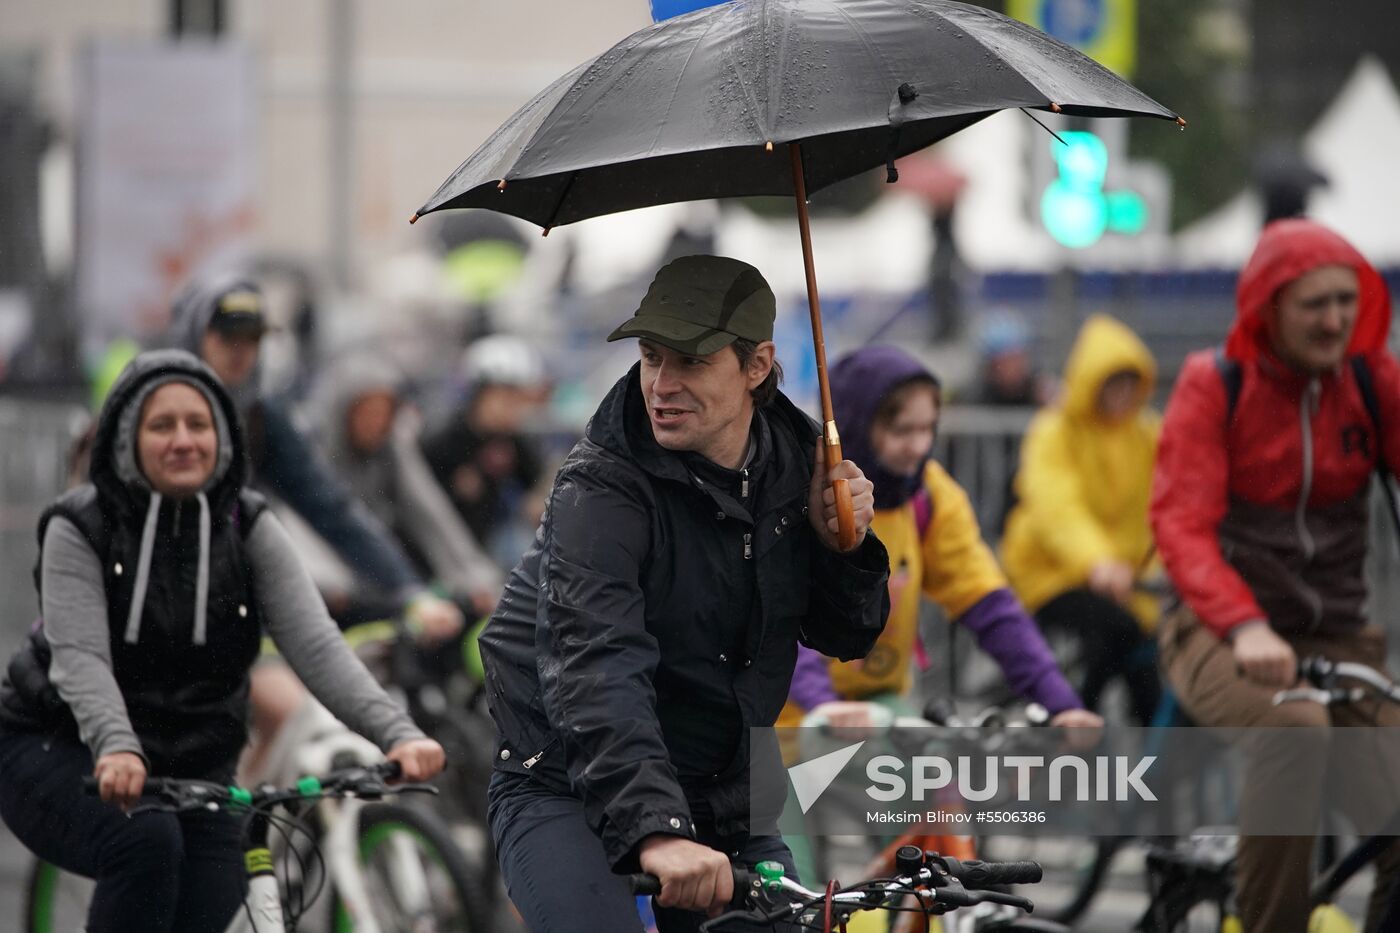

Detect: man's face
1269,264,1360,374
638,339,771,468
200,330,262,389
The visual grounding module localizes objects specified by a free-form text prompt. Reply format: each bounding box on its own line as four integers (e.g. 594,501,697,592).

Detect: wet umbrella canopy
414,0,1179,547
413,0,1178,226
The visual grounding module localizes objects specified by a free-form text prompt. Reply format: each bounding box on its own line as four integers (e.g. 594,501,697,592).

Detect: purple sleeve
956,588,1083,715
788,644,840,710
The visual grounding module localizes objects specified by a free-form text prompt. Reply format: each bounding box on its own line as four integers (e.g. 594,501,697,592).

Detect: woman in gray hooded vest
0,350,444,933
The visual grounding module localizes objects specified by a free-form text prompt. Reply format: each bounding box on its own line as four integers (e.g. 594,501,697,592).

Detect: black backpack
1214,348,1400,540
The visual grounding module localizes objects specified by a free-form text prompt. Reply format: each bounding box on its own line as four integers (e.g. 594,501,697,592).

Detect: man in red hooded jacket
1152,218,1400,932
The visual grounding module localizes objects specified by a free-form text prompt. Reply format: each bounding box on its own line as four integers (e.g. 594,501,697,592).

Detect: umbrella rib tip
1176,115,1188,128
497,178,508,191
1049,101,1063,114
409,212,420,225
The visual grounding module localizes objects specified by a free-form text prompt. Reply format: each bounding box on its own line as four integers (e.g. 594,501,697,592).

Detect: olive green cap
607,255,776,355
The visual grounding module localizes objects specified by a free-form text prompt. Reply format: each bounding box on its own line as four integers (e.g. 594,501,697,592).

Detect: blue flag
650,0,729,21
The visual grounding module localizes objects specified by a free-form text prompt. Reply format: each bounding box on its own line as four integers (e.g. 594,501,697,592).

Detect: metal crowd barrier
0,397,1396,649
0,399,89,643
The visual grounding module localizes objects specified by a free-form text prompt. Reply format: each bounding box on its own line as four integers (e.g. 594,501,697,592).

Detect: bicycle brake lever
699,909,763,931
972,890,1035,912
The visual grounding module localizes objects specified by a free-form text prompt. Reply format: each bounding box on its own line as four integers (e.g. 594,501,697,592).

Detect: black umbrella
412,0,1181,547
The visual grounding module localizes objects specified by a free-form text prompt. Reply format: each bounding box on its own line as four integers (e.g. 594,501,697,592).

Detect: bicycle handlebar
628,852,1041,929
81,760,430,810
1280,656,1400,707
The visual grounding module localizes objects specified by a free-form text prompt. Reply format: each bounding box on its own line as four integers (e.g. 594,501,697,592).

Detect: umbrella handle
824,426,859,552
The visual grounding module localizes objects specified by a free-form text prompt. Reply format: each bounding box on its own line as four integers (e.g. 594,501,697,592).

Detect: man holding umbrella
478,254,890,929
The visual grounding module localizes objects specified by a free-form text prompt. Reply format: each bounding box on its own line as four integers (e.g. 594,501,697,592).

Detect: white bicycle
23,698,484,932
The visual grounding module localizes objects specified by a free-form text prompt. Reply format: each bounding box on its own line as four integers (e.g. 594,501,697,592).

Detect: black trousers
1036,588,1161,725
0,731,245,933
488,770,799,932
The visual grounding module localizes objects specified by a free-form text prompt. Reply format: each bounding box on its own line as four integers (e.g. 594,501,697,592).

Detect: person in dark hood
0,350,444,933
166,273,461,777
420,333,548,567
1153,219,1400,932
479,255,890,930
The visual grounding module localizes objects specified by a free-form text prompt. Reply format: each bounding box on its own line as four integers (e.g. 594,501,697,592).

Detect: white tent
1174,56,1400,268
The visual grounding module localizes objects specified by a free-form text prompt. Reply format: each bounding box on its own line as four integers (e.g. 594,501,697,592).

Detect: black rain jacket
479,364,889,869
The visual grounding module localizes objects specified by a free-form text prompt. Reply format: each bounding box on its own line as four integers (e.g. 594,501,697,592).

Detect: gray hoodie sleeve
246,511,426,751
40,518,146,763
390,415,502,598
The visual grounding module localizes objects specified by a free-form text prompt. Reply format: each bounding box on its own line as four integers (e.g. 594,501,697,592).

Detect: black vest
0,484,267,779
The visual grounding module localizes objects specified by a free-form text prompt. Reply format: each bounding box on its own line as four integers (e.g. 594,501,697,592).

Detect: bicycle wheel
333,802,486,933
23,859,94,933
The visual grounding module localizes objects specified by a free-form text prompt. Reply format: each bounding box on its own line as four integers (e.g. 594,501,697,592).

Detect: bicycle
349,618,513,928
796,698,1072,931
1132,656,1400,932
23,704,483,932
628,847,1049,932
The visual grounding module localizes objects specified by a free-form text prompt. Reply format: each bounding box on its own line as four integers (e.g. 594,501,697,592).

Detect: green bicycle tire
24,859,94,933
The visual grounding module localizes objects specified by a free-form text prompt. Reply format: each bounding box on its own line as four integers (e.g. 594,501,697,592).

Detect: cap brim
209,317,273,338
606,314,737,356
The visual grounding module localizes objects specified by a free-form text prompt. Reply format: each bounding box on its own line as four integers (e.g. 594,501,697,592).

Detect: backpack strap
913,484,934,540
1350,355,1400,543
1214,346,1243,424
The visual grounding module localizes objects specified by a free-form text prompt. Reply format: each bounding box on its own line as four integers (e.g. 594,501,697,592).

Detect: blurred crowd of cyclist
17,212,1399,933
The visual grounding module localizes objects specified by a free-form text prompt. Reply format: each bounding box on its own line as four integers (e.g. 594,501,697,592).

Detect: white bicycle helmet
459,334,546,388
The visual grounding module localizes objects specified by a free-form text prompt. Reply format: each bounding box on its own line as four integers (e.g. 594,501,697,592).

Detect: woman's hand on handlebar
386,736,446,782
639,834,734,915
94,751,147,811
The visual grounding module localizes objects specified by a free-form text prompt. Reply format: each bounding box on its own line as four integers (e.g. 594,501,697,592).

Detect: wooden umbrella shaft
789,142,858,552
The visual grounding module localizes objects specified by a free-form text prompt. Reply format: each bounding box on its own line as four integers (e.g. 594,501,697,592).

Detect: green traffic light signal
1041,130,1149,247
1054,131,1109,190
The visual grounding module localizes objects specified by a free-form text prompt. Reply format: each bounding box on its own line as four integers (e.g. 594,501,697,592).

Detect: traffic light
1039,129,1155,249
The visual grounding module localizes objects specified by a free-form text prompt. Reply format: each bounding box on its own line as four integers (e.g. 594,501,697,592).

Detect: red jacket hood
1227,218,1391,362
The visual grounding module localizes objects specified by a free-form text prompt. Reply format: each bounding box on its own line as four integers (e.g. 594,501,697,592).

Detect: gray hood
92,349,247,647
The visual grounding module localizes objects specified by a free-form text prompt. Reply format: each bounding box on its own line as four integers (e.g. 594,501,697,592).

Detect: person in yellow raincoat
1000,313,1162,724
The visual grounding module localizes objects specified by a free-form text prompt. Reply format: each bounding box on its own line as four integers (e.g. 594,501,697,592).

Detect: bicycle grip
956,859,1043,886
629,866,756,899
629,873,662,896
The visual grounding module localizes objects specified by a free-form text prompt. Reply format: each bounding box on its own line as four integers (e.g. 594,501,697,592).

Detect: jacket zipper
743,532,752,560
1296,379,1318,562
741,468,750,499
1297,379,1324,630
523,748,546,768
